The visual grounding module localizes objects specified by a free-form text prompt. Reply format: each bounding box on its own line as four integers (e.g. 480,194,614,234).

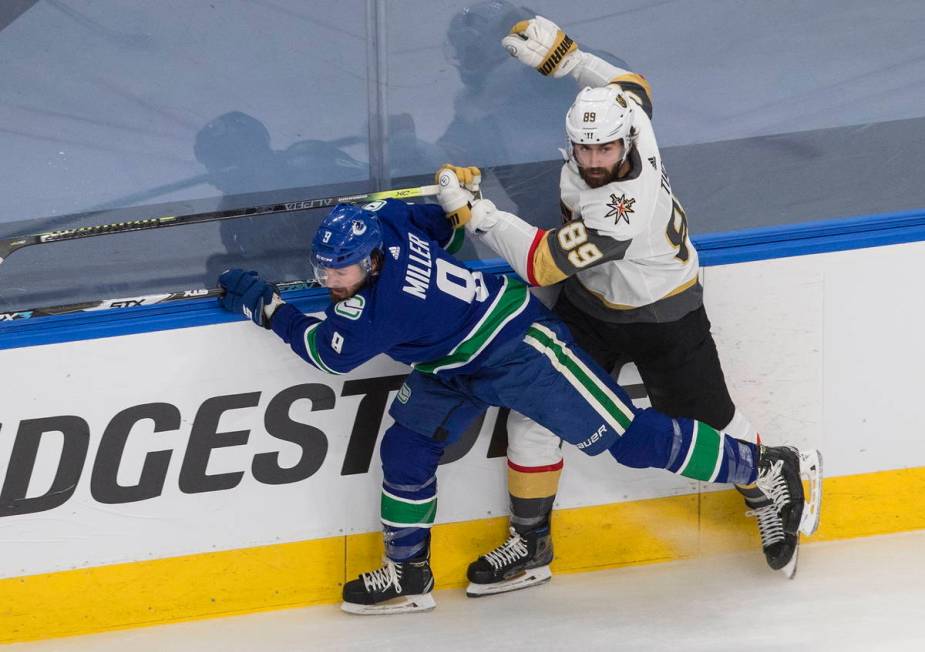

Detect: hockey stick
0,279,318,322
0,183,439,265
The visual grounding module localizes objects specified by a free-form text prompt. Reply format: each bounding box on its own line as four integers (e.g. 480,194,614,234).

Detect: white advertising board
2,240,924,578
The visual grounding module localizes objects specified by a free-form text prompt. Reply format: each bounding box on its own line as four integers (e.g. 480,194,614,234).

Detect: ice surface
10,530,925,652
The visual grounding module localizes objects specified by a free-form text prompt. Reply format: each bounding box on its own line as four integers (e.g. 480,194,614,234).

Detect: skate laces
484,527,529,570
362,559,402,594
756,459,791,512
745,504,785,547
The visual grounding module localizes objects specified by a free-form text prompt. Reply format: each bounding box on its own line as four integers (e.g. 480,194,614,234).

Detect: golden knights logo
605,193,636,225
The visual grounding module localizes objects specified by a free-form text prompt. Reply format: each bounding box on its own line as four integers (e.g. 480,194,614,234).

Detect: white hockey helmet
565,85,636,162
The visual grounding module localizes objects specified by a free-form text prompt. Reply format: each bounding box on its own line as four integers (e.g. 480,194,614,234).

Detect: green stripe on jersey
445,227,465,254
304,324,341,375
415,276,529,374
524,324,634,432
381,490,437,528
678,421,723,481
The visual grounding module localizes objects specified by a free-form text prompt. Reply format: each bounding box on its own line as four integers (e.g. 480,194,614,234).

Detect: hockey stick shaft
0,184,439,264
0,279,317,322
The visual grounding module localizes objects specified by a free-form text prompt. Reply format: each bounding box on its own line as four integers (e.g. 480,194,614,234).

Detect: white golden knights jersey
475,64,702,324
555,90,701,323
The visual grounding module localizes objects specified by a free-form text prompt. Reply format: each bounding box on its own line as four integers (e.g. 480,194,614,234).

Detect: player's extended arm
271,302,388,376
465,198,629,287
501,15,652,116
435,169,629,287
216,268,369,375
270,304,347,375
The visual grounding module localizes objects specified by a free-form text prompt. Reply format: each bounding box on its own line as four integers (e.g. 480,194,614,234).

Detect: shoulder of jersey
361,197,405,217
361,198,413,243
580,186,641,238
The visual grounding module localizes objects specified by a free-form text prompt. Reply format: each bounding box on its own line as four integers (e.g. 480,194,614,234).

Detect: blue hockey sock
379,423,443,561
381,476,437,561
664,420,758,484
609,409,758,484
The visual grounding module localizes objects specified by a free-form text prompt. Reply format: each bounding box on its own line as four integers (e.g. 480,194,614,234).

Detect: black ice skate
341,556,435,615
737,483,799,577
744,445,823,579
466,526,553,597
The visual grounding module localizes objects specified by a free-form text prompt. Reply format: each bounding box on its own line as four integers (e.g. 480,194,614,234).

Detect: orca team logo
351,220,367,236
605,193,636,225
334,295,365,320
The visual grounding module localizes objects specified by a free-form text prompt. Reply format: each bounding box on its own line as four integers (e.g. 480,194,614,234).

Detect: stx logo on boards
0,311,33,321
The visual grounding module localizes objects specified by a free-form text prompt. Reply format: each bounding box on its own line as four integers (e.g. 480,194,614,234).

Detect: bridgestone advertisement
3,242,923,579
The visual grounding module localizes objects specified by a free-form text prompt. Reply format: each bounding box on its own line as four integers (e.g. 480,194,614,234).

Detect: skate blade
778,541,799,580
341,593,436,615
798,449,823,536
466,565,552,598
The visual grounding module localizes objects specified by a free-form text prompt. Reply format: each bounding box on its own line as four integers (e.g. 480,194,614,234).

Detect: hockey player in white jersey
435,15,823,593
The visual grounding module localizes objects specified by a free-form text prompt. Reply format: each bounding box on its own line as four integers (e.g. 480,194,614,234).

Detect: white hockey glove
466,198,501,234
501,15,580,78
435,164,481,228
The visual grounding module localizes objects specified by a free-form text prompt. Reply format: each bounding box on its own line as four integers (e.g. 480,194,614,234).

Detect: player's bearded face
573,141,624,188
321,263,368,301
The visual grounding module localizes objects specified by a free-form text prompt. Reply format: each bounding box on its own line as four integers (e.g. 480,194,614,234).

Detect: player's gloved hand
501,15,580,78
435,164,480,228
217,268,281,329
467,198,501,234
445,164,482,192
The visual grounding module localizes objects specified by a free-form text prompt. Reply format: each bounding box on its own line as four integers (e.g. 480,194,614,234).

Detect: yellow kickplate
5,467,925,644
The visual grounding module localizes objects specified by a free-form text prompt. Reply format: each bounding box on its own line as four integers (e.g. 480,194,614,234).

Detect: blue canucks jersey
270,199,547,375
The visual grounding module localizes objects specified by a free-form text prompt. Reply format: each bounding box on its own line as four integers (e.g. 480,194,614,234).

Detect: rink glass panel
3,1,925,311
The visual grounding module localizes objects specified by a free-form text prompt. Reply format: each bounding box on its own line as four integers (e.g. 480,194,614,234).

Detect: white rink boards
2,238,925,643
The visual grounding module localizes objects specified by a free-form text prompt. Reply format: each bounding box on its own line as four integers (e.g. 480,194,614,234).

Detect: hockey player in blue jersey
216,181,822,615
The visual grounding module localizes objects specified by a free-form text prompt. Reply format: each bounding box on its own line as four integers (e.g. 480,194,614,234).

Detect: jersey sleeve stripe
529,230,569,287
303,323,343,375
525,228,547,286
443,227,465,254
610,72,653,117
